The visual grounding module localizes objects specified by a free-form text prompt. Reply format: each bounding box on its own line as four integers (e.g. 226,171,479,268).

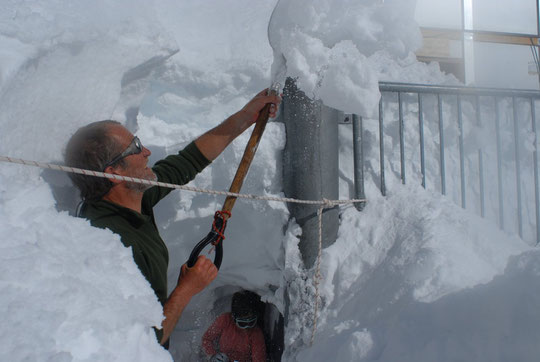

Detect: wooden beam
420,27,539,46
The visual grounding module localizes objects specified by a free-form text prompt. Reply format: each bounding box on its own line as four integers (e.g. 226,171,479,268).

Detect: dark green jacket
80,142,210,340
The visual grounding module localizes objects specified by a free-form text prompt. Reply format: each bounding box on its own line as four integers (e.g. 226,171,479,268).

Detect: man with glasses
64,89,280,348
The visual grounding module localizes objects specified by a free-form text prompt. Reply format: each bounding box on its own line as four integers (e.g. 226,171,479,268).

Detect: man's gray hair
64,120,126,201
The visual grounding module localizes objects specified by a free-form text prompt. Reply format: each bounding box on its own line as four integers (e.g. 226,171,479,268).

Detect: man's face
107,125,157,192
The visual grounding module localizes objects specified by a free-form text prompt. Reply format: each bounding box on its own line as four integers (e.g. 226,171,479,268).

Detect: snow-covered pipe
281,77,339,268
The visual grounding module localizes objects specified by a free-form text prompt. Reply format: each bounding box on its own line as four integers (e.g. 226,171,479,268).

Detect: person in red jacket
202,291,266,362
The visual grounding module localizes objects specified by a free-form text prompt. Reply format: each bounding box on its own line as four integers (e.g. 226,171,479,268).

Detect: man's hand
194,88,282,161
160,256,218,345
178,255,218,295
237,88,282,125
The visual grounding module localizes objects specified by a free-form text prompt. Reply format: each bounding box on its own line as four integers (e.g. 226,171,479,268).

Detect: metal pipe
399,92,406,184
353,114,366,211
380,82,540,98
418,93,426,188
476,95,486,217
495,97,505,229
419,26,540,40
462,0,474,84
531,97,540,245
536,0,539,38
458,95,466,208
513,97,523,238
379,97,386,196
281,78,339,269
438,94,446,195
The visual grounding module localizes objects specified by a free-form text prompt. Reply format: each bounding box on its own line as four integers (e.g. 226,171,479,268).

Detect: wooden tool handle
222,90,277,214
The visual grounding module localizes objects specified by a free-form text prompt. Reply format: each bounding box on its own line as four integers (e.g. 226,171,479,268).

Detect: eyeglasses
234,315,257,329
102,136,143,171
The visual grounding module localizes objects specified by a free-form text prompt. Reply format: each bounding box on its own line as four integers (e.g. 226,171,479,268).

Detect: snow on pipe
281,77,339,269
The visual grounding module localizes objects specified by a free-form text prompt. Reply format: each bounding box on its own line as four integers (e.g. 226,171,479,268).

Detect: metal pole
418,93,426,188
513,97,523,238
438,94,446,195
398,92,406,184
458,95,466,208
495,97,505,229
462,0,475,84
536,0,540,89
531,97,540,245
461,0,466,82
379,82,540,98
537,0,539,38
476,95,486,217
379,98,387,196
353,114,366,211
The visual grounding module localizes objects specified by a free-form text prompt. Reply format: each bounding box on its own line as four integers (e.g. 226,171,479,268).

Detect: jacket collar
81,199,150,228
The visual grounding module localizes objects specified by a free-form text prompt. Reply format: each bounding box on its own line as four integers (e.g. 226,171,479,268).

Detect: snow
1,1,539,362
0,166,171,361
268,0,458,117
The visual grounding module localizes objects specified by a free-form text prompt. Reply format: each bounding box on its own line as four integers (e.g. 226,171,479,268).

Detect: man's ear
103,165,125,185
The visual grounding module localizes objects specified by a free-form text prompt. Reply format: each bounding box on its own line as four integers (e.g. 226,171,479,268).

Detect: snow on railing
350,82,540,246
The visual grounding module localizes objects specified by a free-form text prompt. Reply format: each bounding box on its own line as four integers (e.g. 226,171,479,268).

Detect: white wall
473,0,537,34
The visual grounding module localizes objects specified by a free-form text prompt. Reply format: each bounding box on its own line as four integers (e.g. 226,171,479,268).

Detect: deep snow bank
0,2,180,361
296,247,540,362
0,0,177,161
0,166,172,361
285,184,534,361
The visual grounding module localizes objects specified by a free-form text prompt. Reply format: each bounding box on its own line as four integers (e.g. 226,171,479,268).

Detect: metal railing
352,82,540,245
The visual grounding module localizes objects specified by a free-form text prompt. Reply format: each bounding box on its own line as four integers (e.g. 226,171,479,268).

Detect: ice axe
186,84,281,270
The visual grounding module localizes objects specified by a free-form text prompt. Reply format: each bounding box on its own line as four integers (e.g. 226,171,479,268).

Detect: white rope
0,155,365,206
0,154,366,340
309,199,333,345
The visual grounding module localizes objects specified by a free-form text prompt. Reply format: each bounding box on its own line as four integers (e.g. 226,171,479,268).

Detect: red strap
211,210,231,246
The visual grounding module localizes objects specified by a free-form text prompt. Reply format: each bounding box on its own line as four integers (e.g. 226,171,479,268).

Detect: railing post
457,95,466,208
379,98,387,196
495,97,505,230
476,95,486,218
438,94,447,195
398,92,406,184
512,96,523,238
531,97,540,245
353,115,366,211
418,93,426,189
